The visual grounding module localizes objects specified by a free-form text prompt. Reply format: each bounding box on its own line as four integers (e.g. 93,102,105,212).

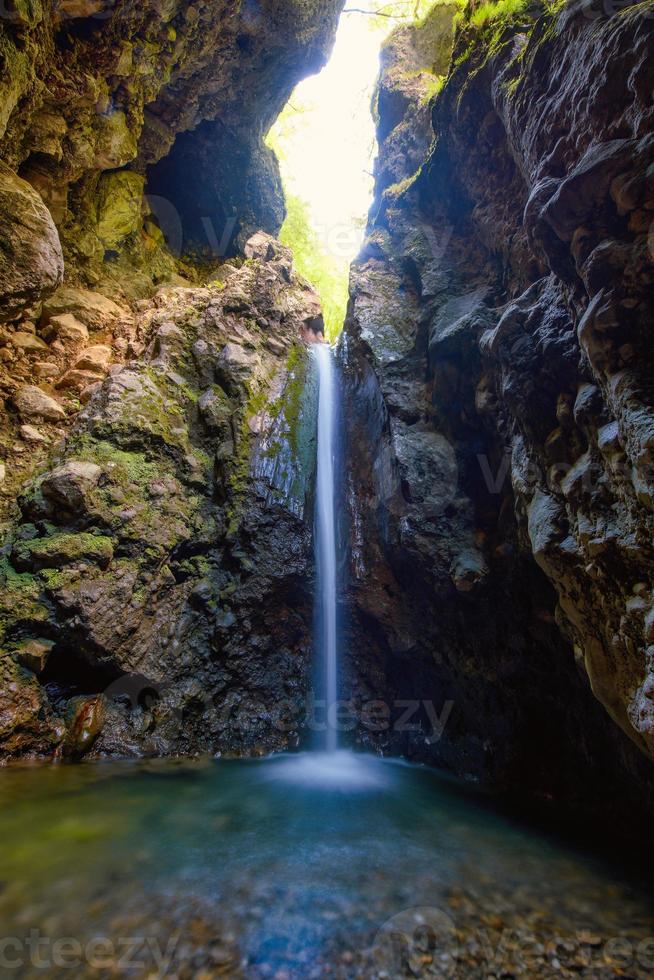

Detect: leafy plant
343,0,442,30
279,195,350,342
467,0,529,27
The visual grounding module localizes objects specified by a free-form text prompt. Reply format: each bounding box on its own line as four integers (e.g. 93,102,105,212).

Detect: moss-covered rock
0,0,345,295
0,233,321,761
12,531,114,572
95,171,145,250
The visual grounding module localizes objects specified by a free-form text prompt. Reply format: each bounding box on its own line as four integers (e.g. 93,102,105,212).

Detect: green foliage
347,0,440,31
279,194,350,342
267,108,350,340
384,171,420,200
422,73,446,101
467,0,529,28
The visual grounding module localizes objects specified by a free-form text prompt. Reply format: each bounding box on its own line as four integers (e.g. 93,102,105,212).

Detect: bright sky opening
270,11,383,260
268,3,432,338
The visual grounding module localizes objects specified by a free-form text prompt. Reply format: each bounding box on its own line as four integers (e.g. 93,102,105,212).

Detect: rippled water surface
1,752,653,978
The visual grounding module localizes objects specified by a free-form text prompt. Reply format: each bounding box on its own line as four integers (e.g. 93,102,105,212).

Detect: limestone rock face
0,163,64,320
340,0,654,821
0,235,320,762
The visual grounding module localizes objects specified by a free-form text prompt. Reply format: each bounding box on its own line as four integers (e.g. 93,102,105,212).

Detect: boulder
15,638,55,675
19,424,48,444
56,368,105,391
48,313,89,344
0,163,64,322
13,385,66,422
42,287,124,330
80,381,103,404
41,460,103,513
64,695,107,758
9,331,49,352
244,231,286,262
74,344,112,372
33,361,60,379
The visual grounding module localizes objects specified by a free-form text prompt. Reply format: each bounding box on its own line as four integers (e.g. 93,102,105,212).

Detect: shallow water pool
1,751,653,978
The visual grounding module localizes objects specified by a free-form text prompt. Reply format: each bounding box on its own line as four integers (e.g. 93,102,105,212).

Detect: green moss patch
0,560,49,644
13,533,114,572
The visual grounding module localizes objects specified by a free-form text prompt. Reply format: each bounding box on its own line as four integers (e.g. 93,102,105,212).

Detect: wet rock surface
340,0,654,821
0,235,321,760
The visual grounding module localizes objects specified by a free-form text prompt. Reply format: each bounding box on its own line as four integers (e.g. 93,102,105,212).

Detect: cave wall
0,0,344,511
0,0,345,285
341,0,654,819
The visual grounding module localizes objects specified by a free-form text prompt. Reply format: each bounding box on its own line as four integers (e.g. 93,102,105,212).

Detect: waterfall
314,343,338,753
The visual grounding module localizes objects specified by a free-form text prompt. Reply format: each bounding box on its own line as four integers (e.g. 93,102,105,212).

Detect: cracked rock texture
340,0,654,820
0,234,322,760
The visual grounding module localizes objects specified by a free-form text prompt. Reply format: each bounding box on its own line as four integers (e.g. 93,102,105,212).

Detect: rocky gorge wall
1,0,345,277
0,232,323,759
1,0,654,835
341,0,654,820
0,0,345,759
0,0,344,523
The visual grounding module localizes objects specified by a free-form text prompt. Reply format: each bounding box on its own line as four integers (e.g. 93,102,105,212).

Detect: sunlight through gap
267,2,434,339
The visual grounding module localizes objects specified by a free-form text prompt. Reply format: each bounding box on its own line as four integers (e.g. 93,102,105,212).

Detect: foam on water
262,750,396,792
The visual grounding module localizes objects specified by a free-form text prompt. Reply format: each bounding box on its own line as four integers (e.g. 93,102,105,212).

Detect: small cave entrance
41,641,123,704
145,118,284,261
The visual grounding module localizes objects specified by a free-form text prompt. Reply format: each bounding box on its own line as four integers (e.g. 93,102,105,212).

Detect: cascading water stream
314,343,338,753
